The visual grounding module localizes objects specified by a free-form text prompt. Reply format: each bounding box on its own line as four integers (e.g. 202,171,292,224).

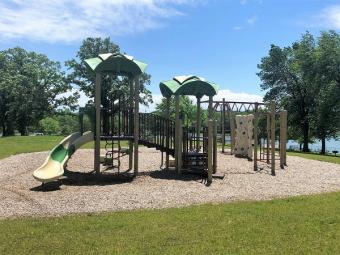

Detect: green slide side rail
50,145,68,163
50,144,77,163
49,132,92,163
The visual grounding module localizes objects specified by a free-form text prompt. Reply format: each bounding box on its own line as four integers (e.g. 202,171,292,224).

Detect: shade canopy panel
85,53,147,76
159,75,219,98
159,80,181,98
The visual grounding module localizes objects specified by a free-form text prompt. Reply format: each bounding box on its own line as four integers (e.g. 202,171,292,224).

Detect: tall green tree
0,50,17,136
39,117,60,135
65,38,152,104
313,31,340,154
0,47,77,136
258,31,340,153
0,54,12,135
155,96,207,127
257,32,318,152
54,109,80,136
65,37,152,134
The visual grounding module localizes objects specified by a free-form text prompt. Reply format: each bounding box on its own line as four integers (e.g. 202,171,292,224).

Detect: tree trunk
3,122,15,136
320,137,326,155
18,117,29,136
1,122,5,137
18,124,28,136
302,121,309,152
19,128,28,136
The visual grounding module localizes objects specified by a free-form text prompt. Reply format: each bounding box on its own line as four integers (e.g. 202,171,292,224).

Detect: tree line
0,47,78,136
1,32,339,154
258,30,340,153
0,37,153,137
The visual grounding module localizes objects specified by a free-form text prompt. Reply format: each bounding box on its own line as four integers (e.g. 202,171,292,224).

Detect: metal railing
139,112,176,156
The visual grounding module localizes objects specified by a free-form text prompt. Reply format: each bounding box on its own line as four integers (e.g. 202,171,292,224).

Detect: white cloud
59,88,262,113
198,89,263,108
65,89,161,113
318,5,340,29
77,90,91,107
233,26,244,31
213,89,263,102
233,15,258,31
240,0,263,6
57,88,90,107
0,0,202,43
140,94,163,113
143,89,263,112
247,15,258,25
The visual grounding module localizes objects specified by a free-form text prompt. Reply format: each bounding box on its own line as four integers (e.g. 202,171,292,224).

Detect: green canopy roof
159,75,219,98
159,79,181,98
84,53,147,76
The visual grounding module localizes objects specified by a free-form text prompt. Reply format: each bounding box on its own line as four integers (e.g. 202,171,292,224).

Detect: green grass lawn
0,135,131,160
0,192,339,254
287,151,340,164
0,135,65,159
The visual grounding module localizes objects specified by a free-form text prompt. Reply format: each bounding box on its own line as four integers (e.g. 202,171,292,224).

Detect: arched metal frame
201,99,288,176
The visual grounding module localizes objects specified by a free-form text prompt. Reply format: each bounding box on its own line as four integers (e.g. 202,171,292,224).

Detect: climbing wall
234,114,254,159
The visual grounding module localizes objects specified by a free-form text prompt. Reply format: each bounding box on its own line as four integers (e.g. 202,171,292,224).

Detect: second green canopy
159,75,219,98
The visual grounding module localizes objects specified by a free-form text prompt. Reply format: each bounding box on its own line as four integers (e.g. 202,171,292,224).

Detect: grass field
0,135,129,160
0,135,65,159
287,151,340,164
0,192,339,254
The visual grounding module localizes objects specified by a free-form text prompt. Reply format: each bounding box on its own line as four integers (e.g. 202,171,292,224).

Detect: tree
39,117,60,135
155,96,207,127
313,82,340,154
313,31,340,154
54,109,80,135
257,32,318,152
258,31,340,153
0,47,79,136
0,51,16,136
66,37,153,134
65,37,152,104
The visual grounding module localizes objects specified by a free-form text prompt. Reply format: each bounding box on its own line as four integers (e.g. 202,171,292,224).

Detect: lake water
286,138,340,152
220,134,340,153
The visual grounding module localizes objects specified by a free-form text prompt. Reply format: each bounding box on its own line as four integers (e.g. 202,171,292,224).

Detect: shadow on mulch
30,167,213,192
30,181,62,192
30,169,135,192
145,168,210,185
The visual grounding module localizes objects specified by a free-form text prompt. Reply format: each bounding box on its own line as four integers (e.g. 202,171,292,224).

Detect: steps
182,152,208,171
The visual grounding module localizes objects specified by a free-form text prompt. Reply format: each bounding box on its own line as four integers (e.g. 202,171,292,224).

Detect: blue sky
1,0,340,110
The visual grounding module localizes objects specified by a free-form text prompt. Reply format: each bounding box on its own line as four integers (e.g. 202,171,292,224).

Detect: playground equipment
33,53,177,183
84,53,146,175
33,131,93,183
33,52,287,184
234,114,254,159
84,53,176,176
159,75,220,182
203,99,288,175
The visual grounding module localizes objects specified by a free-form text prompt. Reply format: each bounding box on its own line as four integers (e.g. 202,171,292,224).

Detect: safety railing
139,112,176,156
